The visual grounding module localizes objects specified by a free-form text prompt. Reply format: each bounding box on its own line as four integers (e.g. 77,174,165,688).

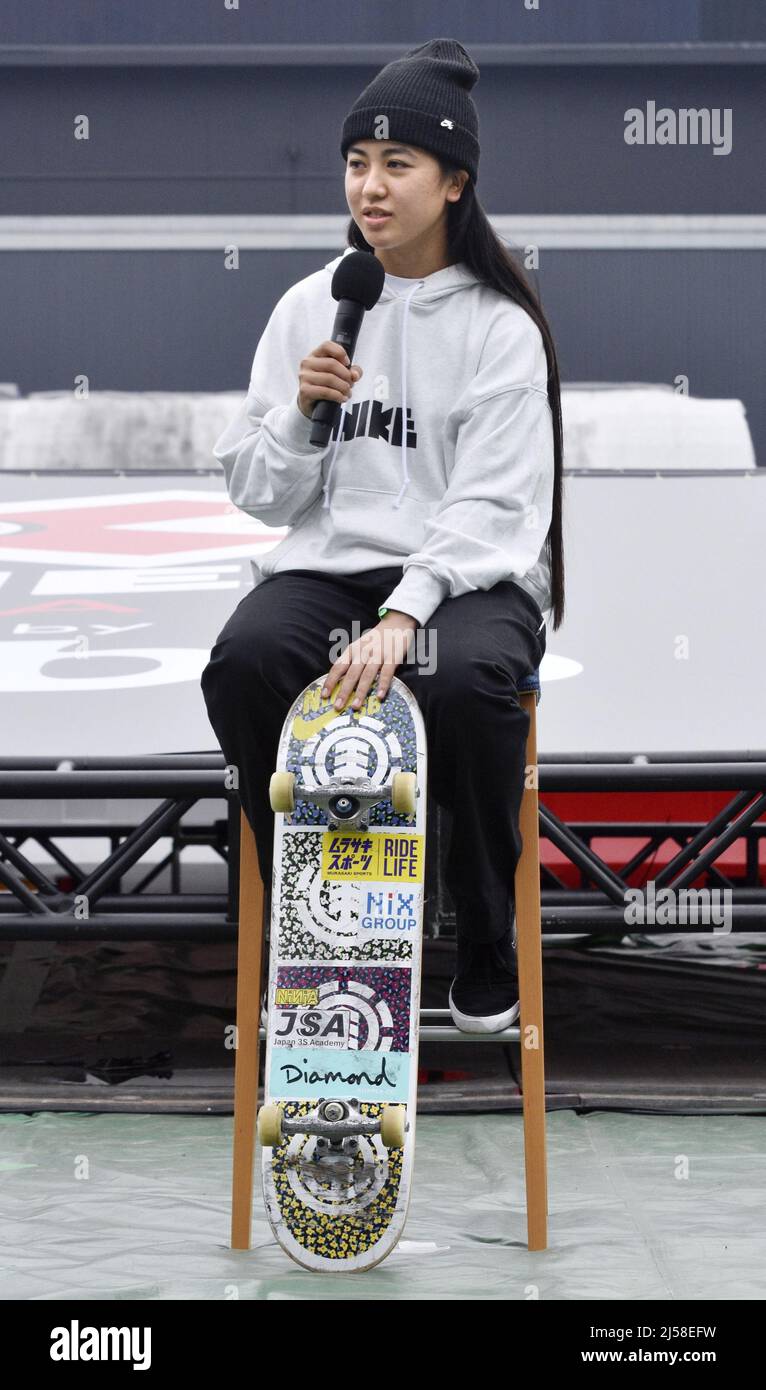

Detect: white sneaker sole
448,983,520,1034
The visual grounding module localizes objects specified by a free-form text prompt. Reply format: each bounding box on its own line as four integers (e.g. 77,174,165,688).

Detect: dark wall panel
0,64,761,216
0,1,732,48
1,10,760,461
0,248,762,463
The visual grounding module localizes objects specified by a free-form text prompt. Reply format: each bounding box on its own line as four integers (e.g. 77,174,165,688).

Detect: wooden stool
230,813,267,1250
515,668,549,1251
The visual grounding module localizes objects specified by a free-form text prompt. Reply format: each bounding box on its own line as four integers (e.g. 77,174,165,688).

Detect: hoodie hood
320,247,481,512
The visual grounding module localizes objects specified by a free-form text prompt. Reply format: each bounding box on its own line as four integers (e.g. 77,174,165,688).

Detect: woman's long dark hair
345,163,565,631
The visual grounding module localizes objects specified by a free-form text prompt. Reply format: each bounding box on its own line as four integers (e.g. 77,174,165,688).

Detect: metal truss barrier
0,753,764,1041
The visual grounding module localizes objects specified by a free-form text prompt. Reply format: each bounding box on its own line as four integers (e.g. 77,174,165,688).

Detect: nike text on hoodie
213,247,554,629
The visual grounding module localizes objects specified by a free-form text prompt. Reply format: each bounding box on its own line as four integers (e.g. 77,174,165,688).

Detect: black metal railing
0,754,764,939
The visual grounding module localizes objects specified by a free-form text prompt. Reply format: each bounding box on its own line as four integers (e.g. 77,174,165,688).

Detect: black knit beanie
340,37,481,185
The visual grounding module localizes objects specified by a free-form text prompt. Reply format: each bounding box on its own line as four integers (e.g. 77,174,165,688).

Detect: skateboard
256,672,427,1272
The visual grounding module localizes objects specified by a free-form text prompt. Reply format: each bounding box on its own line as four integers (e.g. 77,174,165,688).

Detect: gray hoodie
213,246,554,628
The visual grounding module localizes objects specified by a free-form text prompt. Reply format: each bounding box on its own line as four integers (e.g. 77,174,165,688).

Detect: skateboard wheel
269,771,295,813
380,1104,407,1149
257,1102,284,1147
391,771,417,817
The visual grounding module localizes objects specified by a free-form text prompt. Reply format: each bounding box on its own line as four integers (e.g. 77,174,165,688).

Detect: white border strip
1,44,765,67
0,215,765,251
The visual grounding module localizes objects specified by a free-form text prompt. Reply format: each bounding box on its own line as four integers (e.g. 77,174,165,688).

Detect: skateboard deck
257,672,427,1272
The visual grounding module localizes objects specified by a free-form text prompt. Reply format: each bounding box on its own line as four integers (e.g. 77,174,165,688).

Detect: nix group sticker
359,885,420,940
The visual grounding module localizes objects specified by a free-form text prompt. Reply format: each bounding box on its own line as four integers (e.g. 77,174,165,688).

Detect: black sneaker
448,916,520,1033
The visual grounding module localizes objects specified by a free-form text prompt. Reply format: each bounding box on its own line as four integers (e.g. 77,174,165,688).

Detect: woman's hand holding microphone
297,340,363,418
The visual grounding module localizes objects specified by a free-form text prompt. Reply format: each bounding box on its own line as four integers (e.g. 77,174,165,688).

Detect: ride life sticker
321,831,424,882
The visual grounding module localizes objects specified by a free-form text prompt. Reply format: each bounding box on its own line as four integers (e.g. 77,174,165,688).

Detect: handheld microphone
310,251,386,448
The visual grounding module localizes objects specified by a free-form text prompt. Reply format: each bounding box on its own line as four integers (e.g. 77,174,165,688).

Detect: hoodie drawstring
322,278,424,513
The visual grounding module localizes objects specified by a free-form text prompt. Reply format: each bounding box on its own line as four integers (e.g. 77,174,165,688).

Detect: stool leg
515,691,549,1251
231,809,267,1250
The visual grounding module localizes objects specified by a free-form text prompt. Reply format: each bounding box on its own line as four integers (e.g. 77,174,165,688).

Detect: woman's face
345,140,466,255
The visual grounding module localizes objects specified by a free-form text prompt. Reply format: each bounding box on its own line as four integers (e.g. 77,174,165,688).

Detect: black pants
200,567,546,943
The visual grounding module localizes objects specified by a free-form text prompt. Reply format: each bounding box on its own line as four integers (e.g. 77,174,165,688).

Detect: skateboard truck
258,1098,407,1150
302,776,402,830
270,770,417,828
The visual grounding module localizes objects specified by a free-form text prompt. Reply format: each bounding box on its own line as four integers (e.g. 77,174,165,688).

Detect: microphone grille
331,250,386,310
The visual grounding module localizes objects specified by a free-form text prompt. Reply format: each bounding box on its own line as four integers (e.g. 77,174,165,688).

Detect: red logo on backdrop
0,490,280,567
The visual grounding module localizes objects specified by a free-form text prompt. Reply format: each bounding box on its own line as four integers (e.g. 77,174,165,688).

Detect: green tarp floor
1,1109,764,1300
